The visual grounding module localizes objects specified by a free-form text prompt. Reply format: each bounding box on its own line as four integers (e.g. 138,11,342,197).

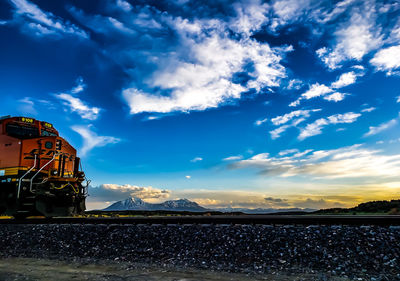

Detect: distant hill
214,207,316,214
314,199,400,215
103,197,315,214
104,197,207,212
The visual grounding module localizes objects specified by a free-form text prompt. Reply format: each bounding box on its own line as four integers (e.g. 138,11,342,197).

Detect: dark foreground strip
1,215,400,225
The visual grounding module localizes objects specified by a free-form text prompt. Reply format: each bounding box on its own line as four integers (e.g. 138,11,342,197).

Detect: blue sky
1,0,400,210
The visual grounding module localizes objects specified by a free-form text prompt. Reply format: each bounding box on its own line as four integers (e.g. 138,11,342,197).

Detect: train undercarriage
0,171,86,218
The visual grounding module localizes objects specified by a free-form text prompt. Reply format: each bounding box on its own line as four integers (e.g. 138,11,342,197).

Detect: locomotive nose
0,116,87,218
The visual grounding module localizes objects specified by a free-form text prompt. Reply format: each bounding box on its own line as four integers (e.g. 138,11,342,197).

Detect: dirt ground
0,258,351,281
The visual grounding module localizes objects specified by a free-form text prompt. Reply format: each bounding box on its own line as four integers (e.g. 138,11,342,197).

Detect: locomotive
0,116,87,218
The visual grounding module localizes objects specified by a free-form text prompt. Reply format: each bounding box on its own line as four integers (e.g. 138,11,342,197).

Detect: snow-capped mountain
103,197,316,213
159,199,204,211
104,197,150,211
104,197,207,212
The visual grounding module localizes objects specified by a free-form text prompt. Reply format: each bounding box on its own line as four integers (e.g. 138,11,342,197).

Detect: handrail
17,154,37,199
30,153,58,193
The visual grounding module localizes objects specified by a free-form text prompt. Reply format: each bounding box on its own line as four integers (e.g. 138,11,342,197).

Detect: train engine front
0,116,87,218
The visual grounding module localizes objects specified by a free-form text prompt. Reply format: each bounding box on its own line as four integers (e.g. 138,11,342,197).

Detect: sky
1,0,400,210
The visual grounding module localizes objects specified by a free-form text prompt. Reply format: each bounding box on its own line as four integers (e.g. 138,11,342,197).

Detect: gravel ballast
0,224,399,280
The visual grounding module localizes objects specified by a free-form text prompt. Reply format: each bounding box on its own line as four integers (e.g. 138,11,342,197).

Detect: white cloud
271,109,321,126
298,118,329,140
101,184,170,199
71,77,86,94
185,175,191,179
330,71,358,88
361,107,376,113
270,124,290,139
299,112,361,140
271,0,314,29
54,78,101,120
254,117,268,126
115,0,132,12
327,112,361,123
123,33,288,114
17,97,37,115
9,0,88,38
231,144,400,180
70,7,134,35
190,157,203,162
370,45,400,74
55,93,100,120
114,6,291,115
290,83,333,107
317,11,383,69
323,92,346,102
364,118,397,137
230,0,270,36
302,83,333,99
397,96,400,103
269,109,321,139
71,125,120,156
286,79,303,90
278,149,299,156
223,155,243,161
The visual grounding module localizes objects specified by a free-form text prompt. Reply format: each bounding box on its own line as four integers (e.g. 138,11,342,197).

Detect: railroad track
0,215,400,225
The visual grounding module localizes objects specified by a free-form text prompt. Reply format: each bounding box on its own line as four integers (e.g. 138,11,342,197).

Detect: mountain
103,197,316,213
104,197,207,212
159,199,206,211
104,197,150,211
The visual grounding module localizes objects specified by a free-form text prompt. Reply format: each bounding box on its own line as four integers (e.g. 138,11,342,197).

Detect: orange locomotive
0,116,87,218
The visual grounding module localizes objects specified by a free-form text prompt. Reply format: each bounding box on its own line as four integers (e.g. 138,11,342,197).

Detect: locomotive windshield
6,123,40,139
41,129,57,136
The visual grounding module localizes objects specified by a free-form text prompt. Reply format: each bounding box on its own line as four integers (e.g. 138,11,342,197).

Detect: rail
2,215,400,226
17,154,37,199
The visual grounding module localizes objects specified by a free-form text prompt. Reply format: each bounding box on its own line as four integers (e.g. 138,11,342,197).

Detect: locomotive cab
0,116,87,218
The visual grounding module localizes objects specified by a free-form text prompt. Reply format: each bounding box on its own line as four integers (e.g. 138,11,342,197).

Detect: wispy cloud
8,0,88,38
271,109,321,126
361,107,376,113
289,83,333,107
69,7,135,35
364,118,397,137
370,45,400,75
101,184,170,200
54,78,101,120
223,155,243,161
278,149,299,156
316,7,383,69
17,97,37,115
114,0,133,12
254,117,268,126
286,78,303,90
190,157,203,162
231,144,400,180
269,109,321,139
299,112,361,140
55,93,100,120
69,1,291,115
330,71,358,88
71,77,86,94
71,125,120,156
122,35,290,114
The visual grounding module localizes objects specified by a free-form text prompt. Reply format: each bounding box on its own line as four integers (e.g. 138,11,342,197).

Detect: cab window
41,130,57,137
6,124,40,139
